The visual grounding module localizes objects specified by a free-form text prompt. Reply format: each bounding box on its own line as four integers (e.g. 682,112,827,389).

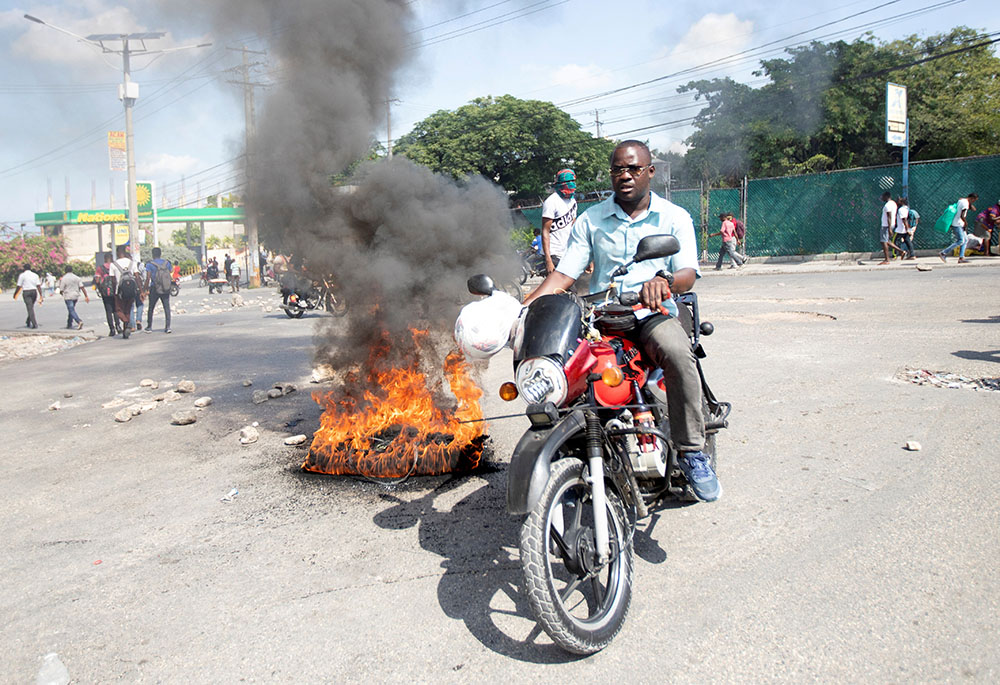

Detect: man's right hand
545,258,556,274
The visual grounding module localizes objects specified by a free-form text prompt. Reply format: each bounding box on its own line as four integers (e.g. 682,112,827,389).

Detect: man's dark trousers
23,290,38,328
147,292,171,331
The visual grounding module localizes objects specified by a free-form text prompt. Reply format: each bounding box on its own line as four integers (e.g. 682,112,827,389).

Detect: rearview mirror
467,274,496,296
634,235,681,263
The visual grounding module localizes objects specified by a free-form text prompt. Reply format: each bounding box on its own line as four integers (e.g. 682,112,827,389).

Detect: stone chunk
171,410,197,425
139,378,157,387
284,434,308,446
916,264,933,272
252,390,269,404
176,380,196,393
266,388,283,399
239,425,259,445
127,403,143,417
154,390,182,403
114,408,132,423
274,382,297,396
194,396,213,408
904,441,922,451
48,401,61,411
242,380,253,387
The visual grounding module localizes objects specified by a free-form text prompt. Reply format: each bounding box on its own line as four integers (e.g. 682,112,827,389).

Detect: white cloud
141,152,200,177
11,3,209,74
670,13,754,70
520,62,614,99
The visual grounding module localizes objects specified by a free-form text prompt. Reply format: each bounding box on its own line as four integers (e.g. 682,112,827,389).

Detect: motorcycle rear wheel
170,283,180,297
284,307,305,319
519,458,633,655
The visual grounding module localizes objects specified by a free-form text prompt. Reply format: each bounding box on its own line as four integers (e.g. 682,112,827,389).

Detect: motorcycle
279,272,348,318
518,248,547,284
170,278,180,297
466,234,730,654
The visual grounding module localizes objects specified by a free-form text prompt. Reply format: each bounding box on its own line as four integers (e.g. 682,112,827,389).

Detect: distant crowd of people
879,191,998,264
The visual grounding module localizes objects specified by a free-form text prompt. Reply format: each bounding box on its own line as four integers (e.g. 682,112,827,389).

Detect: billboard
108,131,126,171
885,82,907,147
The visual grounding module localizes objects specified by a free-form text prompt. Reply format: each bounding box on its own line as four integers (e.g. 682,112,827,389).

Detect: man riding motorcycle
523,139,720,502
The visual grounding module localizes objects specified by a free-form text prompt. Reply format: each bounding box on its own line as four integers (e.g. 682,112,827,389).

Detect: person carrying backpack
109,245,139,338
95,254,119,336
145,246,173,333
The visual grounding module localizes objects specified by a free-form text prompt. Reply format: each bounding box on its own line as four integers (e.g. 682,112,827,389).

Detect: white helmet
454,291,524,360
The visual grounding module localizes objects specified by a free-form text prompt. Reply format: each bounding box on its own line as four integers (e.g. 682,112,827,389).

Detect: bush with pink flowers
0,236,68,288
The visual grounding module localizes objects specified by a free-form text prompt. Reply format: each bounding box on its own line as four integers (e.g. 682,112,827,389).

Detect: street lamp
23,14,209,260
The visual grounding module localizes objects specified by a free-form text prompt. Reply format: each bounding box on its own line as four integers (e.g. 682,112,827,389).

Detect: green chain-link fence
738,154,1000,257
516,154,999,259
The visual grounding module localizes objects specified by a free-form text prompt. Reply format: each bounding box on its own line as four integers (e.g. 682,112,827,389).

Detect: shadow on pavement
952,349,1000,364
371,467,584,664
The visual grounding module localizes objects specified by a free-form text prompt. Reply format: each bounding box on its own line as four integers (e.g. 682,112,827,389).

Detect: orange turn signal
601,367,624,387
499,382,519,401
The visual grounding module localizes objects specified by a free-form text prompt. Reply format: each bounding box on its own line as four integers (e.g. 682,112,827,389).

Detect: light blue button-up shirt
556,191,701,317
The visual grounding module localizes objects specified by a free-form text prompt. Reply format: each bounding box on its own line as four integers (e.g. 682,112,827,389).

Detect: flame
303,329,484,478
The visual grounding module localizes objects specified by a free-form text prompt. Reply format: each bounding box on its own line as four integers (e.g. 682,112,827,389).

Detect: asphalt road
1,260,998,682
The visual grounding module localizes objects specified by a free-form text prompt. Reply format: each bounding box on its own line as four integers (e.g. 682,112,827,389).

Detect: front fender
506,409,586,515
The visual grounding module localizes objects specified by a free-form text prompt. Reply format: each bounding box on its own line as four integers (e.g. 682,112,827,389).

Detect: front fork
584,410,611,562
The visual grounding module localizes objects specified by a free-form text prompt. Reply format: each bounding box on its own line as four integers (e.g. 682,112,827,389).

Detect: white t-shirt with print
895,205,910,234
881,199,897,228
953,197,970,227
541,192,577,258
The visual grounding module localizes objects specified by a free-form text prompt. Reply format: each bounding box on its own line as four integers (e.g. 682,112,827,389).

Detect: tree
681,28,1000,184
395,95,617,200
0,235,67,287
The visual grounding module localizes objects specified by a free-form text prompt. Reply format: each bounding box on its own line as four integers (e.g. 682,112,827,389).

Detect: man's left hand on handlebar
640,274,673,311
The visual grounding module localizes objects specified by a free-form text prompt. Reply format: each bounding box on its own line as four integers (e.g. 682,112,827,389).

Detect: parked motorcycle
279,272,348,318
464,234,730,654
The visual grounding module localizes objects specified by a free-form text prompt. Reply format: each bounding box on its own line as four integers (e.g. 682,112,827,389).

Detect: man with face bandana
540,168,578,275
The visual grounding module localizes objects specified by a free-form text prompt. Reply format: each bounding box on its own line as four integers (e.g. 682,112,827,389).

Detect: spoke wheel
325,291,349,317
519,459,633,654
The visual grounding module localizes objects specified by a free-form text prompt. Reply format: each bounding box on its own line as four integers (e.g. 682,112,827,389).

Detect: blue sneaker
678,451,722,502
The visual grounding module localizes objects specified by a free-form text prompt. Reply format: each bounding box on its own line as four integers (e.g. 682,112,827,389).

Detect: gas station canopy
34,206,245,226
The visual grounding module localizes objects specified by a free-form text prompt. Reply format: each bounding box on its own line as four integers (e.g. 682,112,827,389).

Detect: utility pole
227,45,267,286
385,98,400,158
594,109,603,139
24,14,208,262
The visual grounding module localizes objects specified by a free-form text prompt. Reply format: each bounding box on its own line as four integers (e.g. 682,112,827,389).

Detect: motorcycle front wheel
325,291,349,317
519,458,634,655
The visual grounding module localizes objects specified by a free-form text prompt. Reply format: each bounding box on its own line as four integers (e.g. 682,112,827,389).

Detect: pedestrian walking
145,246,172,333
940,192,978,263
131,258,146,331
710,213,744,269
878,191,906,265
43,271,57,297
894,197,917,260
13,264,43,328
974,199,999,256
540,168,578,275
95,254,119,336
224,253,233,283
731,213,748,260
230,260,241,292
56,264,89,330
109,245,139,338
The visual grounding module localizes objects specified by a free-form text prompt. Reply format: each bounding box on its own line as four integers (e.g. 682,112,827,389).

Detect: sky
1,0,997,231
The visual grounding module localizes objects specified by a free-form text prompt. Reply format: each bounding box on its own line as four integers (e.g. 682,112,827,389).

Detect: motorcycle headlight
515,357,568,406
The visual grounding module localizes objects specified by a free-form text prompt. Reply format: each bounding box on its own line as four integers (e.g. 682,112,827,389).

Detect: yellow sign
78,211,127,224
114,224,130,246
108,131,126,171
135,181,154,219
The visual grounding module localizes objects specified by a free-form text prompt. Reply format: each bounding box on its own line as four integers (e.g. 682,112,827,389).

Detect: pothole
897,367,1000,392
726,311,838,323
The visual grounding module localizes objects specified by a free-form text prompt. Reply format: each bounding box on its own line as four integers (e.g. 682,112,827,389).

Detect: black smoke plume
171,0,518,369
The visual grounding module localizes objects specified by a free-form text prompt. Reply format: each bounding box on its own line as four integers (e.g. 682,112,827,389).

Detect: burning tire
519,459,633,655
